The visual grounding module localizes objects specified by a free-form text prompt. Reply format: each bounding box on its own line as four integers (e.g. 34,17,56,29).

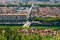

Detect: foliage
0,4,60,7
19,4,31,7
0,4,5,7
36,4,60,7
0,26,60,40
34,17,60,23
7,4,18,7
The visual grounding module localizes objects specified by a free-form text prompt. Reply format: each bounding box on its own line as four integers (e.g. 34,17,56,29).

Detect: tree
7,4,18,7
0,4,5,7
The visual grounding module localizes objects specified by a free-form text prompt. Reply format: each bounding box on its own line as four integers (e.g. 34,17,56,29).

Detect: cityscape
0,0,60,4
0,0,60,40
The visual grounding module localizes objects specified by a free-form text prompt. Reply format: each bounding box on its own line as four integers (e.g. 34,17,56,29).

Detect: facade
0,0,6,4
0,7,29,24
30,7,60,18
0,0,60,4
0,14,27,24
36,0,50,2
19,0,30,2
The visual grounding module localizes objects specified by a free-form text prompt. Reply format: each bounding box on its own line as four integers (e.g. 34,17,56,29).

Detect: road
23,21,31,27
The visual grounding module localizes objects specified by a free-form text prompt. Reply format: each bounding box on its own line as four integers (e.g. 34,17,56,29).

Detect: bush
34,17,60,23
7,4,18,7
0,4,5,7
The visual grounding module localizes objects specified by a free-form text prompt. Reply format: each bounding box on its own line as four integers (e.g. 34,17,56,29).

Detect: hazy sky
6,0,60,1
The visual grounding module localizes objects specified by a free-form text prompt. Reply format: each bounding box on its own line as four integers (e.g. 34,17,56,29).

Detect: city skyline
0,0,59,2
0,0,60,4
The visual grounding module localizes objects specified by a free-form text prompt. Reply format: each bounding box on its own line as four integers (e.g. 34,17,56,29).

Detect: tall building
55,0,60,2
50,0,54,2
6,0,19,4
36,0,50,2
0,0,7,4
19,0,30,2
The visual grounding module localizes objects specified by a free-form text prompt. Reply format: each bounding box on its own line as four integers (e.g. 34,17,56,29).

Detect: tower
0,0,6,4
50,0,55,2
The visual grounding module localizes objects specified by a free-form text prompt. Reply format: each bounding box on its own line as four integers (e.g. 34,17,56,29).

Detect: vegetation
7,4,18,7
0,4,5,7
0,26,60,40
36,4,60,7
32,17,60,23
0,4,31,7
0,4,60,7
19,4,31,7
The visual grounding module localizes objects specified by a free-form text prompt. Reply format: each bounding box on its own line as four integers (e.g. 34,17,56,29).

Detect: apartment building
0,0,6,4
37,0,50,2
30,7,60,18
0,7,29,24
0,0,60,4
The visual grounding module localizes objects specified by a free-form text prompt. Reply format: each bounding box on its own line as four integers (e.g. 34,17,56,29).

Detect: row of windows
0,15,27,20
37,0,50,2
0,22,25,24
